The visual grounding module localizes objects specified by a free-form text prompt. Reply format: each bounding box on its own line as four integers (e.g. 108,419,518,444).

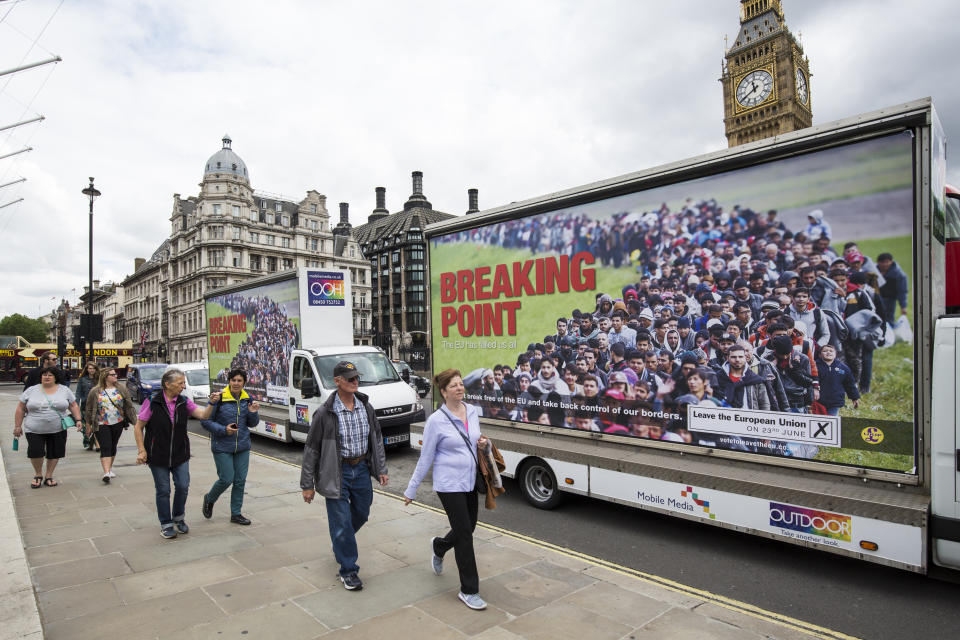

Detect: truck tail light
859,541,879,552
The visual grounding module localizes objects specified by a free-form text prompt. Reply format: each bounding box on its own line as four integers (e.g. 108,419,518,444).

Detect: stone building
352,172,470,370
121,135,372,363
720,0,812,146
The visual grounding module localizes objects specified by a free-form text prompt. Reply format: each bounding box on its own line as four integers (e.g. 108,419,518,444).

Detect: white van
166,362,210,404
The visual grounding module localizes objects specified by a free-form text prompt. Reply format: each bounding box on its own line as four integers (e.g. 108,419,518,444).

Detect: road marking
208,434,859,640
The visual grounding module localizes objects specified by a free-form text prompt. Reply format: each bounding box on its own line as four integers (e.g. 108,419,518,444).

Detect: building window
266,256,277,272
310,238,318,251
232,227,241,240
209,226,224,239
266,211,274,224
310,204,317,214
249,232,259,243
260,199,266,208
266,235,276,246
282,258,293,270
310,219,318,232
208,249,224,266
232,205,240,218
232,252,242,267
307,259,319,267
250,254,261,270
213,204,221,216
282,214,289,227
275,202,283,212
281,237,290,248
350,247,355,257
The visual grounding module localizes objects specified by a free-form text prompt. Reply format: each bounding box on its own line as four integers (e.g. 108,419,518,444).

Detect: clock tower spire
720,0,812,147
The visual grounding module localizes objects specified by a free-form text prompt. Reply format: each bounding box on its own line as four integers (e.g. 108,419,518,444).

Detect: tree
0,314,50,343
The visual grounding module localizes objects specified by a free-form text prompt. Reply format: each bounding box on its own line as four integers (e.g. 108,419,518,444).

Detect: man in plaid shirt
300,361,388,592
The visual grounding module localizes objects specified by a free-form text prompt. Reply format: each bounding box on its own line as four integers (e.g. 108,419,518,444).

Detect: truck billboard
204,268,354,406
430,131,916,474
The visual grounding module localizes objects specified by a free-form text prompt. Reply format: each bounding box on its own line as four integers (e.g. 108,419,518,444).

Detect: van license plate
385,434,409,445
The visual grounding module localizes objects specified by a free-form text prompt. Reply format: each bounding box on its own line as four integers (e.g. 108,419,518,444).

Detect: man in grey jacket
300,361,388,591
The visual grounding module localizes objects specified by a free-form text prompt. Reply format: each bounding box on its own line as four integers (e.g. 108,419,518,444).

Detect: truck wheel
518,459,562,510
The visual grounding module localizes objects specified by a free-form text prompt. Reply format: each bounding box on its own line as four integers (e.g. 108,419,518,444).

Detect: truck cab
286,346,423,447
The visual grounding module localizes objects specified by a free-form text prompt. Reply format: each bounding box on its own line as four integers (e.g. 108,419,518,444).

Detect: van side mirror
401,369,410,383
302,378,318,398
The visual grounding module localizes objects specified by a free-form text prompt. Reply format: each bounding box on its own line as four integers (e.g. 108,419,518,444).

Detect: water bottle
12,436,19,451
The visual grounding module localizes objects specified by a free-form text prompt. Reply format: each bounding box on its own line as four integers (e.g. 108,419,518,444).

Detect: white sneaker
458,592,487,610
108,470,117,478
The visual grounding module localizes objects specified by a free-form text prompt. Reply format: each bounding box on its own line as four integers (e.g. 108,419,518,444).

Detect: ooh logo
769,502,852,542
307,271,345,306
296,404,309,424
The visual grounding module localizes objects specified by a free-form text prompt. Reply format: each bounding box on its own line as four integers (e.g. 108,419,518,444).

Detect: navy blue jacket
878,261,909,311
201,388,259,454
815,358,861,409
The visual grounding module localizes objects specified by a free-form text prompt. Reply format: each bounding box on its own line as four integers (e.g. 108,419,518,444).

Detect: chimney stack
466,189,479,214
334,202,353,238
339,202,350,224
368,186,390,223
404,170,431,211
134,258,146,271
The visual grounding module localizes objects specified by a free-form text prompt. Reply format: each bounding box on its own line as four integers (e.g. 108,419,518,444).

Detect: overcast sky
1,0,958,321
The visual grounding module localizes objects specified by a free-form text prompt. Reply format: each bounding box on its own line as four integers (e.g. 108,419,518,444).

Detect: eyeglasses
108,372,118,376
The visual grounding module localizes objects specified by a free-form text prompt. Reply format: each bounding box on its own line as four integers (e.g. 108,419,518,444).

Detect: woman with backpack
200,368,260,525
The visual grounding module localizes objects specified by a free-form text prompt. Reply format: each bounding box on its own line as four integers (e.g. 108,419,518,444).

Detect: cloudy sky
1,0,958,321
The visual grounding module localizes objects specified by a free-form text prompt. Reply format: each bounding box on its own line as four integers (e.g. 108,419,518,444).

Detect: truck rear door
931,317,960,570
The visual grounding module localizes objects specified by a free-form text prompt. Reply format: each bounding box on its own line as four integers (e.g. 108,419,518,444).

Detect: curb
0,433,44,639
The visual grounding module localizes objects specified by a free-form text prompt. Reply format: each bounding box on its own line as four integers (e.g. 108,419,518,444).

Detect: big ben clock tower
721,0,812,147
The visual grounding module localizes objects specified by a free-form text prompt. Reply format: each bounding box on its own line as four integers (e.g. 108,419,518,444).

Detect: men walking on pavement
300,361,388,591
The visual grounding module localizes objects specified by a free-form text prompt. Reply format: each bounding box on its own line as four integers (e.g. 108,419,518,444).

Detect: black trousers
436,490,479,594
97,422,125,458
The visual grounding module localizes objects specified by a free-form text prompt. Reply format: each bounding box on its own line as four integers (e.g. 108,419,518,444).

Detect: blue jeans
825,407,841,416
325,460,373,576
150,461,190,526
206,450,250,516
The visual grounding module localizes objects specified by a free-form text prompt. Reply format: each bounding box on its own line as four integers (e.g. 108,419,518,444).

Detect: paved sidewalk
0,393,832,640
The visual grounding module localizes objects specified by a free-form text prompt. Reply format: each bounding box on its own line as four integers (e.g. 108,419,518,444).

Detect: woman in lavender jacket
404,368,489,611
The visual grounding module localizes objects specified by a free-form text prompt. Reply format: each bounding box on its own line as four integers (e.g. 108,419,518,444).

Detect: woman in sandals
84,367,138,483
13,367,84,488
75,362,100,451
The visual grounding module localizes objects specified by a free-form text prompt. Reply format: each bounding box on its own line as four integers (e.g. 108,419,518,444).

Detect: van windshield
313,352,401,388
185,369,209,386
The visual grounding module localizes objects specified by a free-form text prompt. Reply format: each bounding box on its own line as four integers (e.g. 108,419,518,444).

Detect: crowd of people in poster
210,292,300,396
436,197,911,458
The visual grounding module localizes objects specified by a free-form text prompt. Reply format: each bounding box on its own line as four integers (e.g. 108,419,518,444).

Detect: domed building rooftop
204,134,249,182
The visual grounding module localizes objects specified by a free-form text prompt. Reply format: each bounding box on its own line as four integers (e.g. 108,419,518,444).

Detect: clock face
736,69,774,108
796,68,808,105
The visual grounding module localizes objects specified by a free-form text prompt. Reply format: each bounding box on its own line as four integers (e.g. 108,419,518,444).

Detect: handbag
44,394,75,430
440,407,486,494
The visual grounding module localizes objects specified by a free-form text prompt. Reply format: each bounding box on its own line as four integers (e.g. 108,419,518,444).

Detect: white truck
205,268,423,446
420,98,960,574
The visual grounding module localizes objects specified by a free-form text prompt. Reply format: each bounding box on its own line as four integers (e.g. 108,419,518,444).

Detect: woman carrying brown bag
85,368,138,483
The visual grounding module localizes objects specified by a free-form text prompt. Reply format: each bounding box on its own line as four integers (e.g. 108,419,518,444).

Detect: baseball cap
333,361,360,379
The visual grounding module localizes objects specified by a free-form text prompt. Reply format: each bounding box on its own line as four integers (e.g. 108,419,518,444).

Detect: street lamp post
82,178,100,367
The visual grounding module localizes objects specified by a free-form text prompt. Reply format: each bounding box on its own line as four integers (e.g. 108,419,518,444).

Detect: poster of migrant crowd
430,131,917,473
205,278,302,405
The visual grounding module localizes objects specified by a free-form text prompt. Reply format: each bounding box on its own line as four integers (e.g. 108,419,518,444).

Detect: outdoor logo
680,486,716,520
861,426,884,445
769,502,851,542
307,271,345,306
296,404,309,424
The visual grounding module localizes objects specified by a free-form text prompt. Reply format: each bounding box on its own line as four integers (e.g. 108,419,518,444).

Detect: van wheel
518,459,562,510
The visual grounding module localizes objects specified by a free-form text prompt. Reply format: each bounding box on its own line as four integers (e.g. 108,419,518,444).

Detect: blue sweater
815,358,861,409
201,389,259,454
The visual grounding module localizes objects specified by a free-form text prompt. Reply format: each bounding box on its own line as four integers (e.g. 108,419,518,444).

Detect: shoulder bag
43,392,74,430
440,407,486,494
